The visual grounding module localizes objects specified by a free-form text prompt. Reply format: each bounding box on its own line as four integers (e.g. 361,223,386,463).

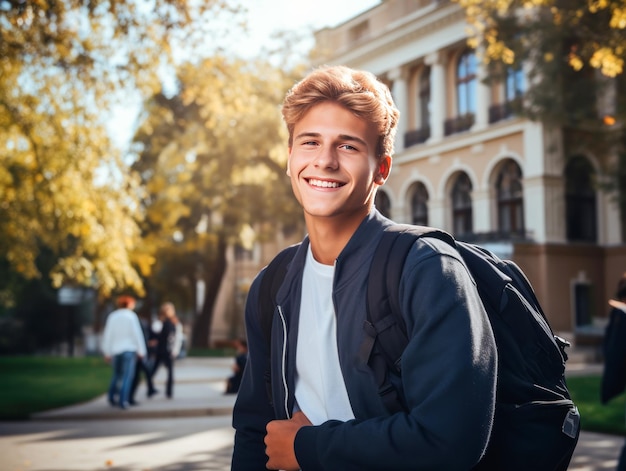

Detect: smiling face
288,101,390,227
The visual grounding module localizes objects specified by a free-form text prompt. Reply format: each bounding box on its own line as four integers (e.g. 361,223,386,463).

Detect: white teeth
309,178,340,188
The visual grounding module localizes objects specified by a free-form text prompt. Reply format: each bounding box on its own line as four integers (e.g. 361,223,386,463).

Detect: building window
457,51,477,116
409,182,429,226
496,160,524,235
451,172,473,236
419,66,431,129
375,190,391,219
405,67,432,147
445,51,477,135
505,66,525,102
489,65,526,123
565,155,597,242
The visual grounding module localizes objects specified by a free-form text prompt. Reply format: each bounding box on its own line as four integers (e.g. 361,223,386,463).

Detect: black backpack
258,224,580,471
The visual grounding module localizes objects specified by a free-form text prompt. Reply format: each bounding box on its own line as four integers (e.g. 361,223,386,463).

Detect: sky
231,0,380,57
245,0,380,41
248,0,380,29
111,0,381,148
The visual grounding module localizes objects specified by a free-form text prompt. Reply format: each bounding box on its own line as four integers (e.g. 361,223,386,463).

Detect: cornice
394,118,528,165
317,3,467,67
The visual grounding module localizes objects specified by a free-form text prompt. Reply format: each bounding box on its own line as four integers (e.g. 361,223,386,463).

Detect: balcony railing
456,229,532,244
444,113,475,136
404,126,431,148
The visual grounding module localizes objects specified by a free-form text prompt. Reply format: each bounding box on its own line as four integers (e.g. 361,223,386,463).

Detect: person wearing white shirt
101,295,147,409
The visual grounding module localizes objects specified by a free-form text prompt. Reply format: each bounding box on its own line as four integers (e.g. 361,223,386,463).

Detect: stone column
389,66,408,154
425,52,445,142
472,52,489,131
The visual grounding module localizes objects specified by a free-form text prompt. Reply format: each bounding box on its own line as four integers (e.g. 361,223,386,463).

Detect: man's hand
265,411,312,470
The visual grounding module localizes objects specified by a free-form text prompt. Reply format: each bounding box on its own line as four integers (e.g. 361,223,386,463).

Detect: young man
231,65,497,470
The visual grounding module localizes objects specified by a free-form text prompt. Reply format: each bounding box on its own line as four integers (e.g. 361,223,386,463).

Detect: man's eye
340,144,357,151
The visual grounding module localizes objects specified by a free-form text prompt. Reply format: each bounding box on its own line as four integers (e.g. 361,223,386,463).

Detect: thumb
291,411,312,426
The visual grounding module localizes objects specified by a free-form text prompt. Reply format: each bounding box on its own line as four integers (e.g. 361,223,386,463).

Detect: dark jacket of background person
601,273,626,471
130,315,158,402
232,211,497,470
151,302,181,398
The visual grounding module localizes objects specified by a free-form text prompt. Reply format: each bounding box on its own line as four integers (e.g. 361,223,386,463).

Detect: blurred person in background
151,302,183,398
101,295,147,410
601,273,626,471
225,338,248,394
129,309,158,404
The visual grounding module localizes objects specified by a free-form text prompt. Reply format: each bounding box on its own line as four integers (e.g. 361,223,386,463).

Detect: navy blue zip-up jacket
232,211,497,470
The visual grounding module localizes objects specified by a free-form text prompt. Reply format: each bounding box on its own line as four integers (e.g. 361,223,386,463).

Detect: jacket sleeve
293,238,498,470
231,270,276,471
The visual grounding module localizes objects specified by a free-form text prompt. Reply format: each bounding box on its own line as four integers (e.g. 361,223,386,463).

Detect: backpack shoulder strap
258,244,300,347
364,225,456,412
367,225,456,346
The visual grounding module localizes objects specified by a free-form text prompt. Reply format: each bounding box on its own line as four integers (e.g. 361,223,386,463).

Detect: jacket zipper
277,305,291,419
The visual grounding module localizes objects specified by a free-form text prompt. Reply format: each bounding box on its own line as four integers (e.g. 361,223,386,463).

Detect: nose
313,145,339,170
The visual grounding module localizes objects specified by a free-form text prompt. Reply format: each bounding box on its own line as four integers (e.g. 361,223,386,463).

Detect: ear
375,156,392,184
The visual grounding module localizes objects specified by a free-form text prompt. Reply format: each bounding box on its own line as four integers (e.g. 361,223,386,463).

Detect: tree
457,0,626,77
0,0,245,305
454,0,626,238
132,56,303,348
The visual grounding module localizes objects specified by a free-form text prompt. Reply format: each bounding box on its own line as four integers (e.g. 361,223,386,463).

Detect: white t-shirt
294,246,355,425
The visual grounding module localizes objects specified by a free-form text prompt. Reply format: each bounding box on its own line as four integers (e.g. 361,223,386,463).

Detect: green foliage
0,0,309,349
131,56,305,346
454,0,626,237
0,0,246,301
0,356,110,420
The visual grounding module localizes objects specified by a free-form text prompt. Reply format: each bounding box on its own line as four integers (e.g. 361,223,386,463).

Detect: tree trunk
191,235,227,348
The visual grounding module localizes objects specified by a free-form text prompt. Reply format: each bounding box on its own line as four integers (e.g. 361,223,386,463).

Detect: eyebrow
294,132,369,149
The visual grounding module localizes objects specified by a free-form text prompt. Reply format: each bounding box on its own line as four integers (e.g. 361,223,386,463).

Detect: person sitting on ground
225,338,248,395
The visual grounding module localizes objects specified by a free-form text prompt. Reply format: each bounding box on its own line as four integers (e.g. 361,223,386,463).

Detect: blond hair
281,65,400,159
159,302,176,320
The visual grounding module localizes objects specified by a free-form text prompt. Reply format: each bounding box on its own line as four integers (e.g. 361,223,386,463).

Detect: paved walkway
1,354,623,470
32,357,238,421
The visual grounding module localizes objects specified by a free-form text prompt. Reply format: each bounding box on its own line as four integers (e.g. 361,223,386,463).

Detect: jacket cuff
294,425,322,470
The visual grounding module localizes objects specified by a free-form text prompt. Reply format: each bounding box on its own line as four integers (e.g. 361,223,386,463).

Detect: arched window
457,51,477,116
451,173,473,236
409,182,429,226
496,160,524,235
375,190,391,219
565,156,597,242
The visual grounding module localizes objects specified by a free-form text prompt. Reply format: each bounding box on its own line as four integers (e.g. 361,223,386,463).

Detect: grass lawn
0,356,111,420
567,374,626,436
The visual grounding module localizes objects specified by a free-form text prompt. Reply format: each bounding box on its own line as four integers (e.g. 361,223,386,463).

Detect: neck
305,213,365,265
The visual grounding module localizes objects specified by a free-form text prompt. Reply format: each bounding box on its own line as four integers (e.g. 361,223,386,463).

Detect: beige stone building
311,0,626,338
212,0,626,345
